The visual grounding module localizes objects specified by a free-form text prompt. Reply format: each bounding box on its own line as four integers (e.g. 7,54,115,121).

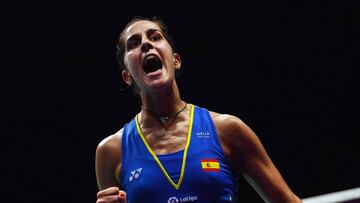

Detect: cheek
158,46,174,65
124,53,141,71
160,43,173,54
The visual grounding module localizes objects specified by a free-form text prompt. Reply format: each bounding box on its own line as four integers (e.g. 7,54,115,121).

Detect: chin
148,78,174,91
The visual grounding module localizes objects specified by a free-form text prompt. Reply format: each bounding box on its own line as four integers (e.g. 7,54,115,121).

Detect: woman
95,16,301,203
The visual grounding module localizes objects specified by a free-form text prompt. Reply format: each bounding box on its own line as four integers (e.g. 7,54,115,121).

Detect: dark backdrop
2,1,359,202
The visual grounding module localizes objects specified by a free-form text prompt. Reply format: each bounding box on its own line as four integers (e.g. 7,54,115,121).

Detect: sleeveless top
120,104,238,203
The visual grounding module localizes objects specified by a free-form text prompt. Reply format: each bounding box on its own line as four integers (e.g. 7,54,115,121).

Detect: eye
127,40,139,50
149,33,162,41
126,36,141,51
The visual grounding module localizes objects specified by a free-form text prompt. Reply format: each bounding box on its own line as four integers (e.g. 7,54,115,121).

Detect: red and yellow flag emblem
201,159,220,172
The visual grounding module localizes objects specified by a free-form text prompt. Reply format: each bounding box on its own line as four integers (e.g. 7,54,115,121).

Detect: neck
140,81,183,116
140,81,187,127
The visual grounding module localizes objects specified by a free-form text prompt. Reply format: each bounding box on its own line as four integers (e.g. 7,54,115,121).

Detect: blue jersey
120,104,238,203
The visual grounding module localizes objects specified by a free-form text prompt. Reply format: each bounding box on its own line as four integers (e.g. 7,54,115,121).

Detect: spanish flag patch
201,159,220,172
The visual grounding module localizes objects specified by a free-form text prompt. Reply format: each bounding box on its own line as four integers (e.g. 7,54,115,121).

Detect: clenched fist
96,187,126,203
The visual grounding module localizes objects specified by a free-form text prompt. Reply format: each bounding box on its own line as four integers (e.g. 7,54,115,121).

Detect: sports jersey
120,104,238,202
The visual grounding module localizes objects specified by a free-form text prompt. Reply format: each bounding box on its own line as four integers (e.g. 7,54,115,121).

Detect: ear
173,53,181,70
121,70,133,86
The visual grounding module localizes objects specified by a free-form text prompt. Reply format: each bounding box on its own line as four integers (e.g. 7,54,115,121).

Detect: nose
141,40,153,53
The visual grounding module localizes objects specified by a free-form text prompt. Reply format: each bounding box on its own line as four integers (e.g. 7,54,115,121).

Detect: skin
95,20,302,203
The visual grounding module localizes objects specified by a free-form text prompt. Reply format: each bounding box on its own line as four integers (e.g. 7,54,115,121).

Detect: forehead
124,20,162,39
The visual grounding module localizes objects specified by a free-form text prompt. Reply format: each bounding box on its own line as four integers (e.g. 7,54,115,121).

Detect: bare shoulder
209,111,250,141
97,129,123,154
209,111,245,130
209,111,260,161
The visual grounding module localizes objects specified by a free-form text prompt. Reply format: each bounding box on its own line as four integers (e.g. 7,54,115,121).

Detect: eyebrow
126,28,162,43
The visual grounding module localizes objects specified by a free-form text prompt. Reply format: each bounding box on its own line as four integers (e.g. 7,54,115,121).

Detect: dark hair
115,16,176,71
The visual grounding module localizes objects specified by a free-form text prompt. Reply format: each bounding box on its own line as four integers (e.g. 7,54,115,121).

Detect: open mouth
143,54,163,74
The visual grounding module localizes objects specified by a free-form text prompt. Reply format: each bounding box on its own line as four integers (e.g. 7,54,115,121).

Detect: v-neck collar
135,104,195,190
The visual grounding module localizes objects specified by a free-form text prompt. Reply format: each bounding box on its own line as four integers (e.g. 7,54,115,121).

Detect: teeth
144,54,158,62
145,55,156,60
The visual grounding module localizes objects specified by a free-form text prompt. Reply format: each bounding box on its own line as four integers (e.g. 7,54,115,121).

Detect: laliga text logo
168,195,198,202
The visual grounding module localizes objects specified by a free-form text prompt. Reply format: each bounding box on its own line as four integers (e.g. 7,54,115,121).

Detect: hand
96,187,126,203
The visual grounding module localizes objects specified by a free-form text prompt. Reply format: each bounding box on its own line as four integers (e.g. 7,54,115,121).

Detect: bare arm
95,130,126,202
212,113,301,203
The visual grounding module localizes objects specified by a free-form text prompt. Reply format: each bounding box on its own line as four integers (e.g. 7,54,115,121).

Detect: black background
2,1,359,202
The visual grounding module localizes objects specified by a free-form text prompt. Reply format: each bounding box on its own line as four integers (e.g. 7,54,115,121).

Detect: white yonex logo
129,168,142,182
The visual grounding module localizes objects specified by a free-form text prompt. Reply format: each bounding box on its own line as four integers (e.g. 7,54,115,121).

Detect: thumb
118,190,127,203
